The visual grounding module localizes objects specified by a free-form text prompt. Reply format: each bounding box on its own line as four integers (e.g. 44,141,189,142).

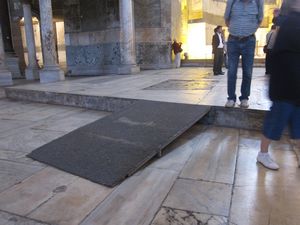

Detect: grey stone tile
180,127,239,184
163,179,232,217
0,105,74,122
0,119,33,134
0,211,48,225
0,160,44,193
0,149,44,166
151,207,228,225
0,128,66,152
80,168,178,225
29,178,114,225
0,167,78,216
230,186,300,225
149,125,206,172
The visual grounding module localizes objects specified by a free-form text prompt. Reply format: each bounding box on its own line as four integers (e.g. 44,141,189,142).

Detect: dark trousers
213,48,224,75
265,50,273,74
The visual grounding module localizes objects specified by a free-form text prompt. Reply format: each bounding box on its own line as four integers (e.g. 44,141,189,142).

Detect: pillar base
25,67,40,80
39,66,65,83
118,65,140,75
0,70,13,86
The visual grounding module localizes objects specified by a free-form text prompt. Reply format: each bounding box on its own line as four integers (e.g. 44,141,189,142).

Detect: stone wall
64,0,173,75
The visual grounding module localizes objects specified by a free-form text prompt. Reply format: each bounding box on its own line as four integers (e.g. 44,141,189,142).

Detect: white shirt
217,33,224,48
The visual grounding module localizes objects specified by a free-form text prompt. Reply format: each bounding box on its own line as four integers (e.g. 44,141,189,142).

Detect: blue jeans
263,101,300,140
227,35,256,101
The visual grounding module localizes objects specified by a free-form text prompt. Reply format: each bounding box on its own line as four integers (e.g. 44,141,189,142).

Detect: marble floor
0,97,299,225
6,67,272,111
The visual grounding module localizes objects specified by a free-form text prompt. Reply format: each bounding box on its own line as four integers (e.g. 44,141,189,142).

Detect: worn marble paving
0,88,300,225
6,67,271,110
180,127,239,184
80,168,178,225
0,210,48,225
0,159,44,193
151,207,227,225
163,178,232,217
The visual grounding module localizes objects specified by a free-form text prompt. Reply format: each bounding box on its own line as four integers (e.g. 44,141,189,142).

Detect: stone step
4,87,266,131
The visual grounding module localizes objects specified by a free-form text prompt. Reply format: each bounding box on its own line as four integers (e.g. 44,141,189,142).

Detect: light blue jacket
224,0,264,37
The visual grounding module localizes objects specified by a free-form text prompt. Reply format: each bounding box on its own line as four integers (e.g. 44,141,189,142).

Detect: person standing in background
224,0,264,108
212,26,225,76
171,39,183,68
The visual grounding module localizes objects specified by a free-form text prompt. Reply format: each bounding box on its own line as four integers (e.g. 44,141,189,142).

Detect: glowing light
185,23,212,59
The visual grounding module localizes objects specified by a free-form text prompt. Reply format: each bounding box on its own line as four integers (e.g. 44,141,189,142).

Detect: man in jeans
224,0,264,108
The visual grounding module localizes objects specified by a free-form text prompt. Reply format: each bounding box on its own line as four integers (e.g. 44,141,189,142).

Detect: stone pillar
0,26,13,86
38,0,64,83
118,0,140,74
22,2,39,80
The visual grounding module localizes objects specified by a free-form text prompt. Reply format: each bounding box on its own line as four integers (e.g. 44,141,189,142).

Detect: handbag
264,32,274,54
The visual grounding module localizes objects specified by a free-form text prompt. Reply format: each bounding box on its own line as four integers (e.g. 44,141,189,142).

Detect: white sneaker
225,100,235,108
257,152,279,170
240,99,249,108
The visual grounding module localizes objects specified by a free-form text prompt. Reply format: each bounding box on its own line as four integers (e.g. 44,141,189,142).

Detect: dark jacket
212,33,223,54
171,41,182,54
269,12,300,106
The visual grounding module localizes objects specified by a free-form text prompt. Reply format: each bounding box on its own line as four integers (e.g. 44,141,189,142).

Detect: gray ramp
28,100,210,187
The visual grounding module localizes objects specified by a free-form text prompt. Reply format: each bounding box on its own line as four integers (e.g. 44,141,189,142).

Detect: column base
25,67,40,80
39,66,65,83
0,70,13,86
118,65,140,75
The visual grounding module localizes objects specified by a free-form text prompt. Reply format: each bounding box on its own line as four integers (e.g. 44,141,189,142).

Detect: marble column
0,26,13,86
22,2,39,80
118,0,140,74
38,0,64,83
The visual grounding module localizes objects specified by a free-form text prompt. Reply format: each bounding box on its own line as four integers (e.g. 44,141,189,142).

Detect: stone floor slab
163,179,232,217
0,167,77,215
0,211,48,225
151,207,227,225
236,131,299,187
0,160,44,193
80,168,177,225
230,185,300,225
180,127,239,184
149,125,206,172
28,178,114,225
0,128,66,152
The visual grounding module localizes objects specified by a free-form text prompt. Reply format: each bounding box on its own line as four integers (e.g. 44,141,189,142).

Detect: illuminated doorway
181,0,283,60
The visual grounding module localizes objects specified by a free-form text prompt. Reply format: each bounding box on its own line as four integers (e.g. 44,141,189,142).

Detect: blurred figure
212,25,225,75
257,0,300,170
264,25,277,75
224,0,264,108
171,39,183,68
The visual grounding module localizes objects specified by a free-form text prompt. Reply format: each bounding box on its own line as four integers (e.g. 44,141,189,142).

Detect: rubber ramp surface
28,100,210,187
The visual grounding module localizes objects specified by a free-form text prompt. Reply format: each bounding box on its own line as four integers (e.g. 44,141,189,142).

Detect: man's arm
224,0,234,26
257,0,264,25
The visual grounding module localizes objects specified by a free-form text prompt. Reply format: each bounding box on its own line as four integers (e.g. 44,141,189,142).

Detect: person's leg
265,51,270,75
240,36,256,101
258,102,293,170
175,53,181,68
290,105,300,167
226,38,240,102
217,48,224,73
213,52,218,74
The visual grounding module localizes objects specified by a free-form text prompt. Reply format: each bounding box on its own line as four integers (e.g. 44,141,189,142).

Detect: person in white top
212,26,225,75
